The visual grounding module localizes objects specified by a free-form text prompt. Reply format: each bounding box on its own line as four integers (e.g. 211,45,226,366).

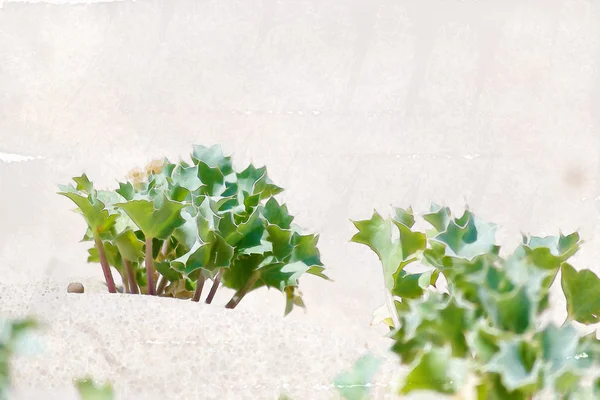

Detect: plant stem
122,271,130,293
160,239,170,261
156,276,168,296
94,236,117,294
192,274,206,302
385,288,400,330
123,259,139,294
145,237,157,295
225,271,259,309
205,269,223,304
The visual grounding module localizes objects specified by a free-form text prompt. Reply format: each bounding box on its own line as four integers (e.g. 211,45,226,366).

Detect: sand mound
4,287,406,399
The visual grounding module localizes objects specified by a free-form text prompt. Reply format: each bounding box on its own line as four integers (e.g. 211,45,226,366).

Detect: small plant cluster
58,145,329,315
348,203,600,399
0,317,37,400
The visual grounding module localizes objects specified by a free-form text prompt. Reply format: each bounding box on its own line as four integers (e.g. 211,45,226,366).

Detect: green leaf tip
74,378,114,400
351,209,426,289
401,346,467,395
561,263,600,325
334,353,382,400
115,197,187,240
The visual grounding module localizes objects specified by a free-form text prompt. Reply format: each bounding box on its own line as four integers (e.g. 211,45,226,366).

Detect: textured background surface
1,0,600,398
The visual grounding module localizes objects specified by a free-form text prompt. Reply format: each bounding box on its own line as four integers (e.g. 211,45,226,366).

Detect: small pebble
67,282,85,293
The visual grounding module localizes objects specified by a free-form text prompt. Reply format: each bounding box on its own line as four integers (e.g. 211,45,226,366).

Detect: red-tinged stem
225,271,259,309
145,237,157,296
156,276,168,296
192,274,206,302
94,236,117,294
124,259,139,294
205,269,223,304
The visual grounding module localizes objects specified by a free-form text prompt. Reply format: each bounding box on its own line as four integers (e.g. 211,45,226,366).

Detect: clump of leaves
351,203,600,399
0,317,37,400
58,145,329,315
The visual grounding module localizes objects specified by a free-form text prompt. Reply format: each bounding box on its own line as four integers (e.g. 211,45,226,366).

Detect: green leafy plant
0,317,37,400
75,378,114,400
58,145,329,315
351,203,600,399
334,354,382,400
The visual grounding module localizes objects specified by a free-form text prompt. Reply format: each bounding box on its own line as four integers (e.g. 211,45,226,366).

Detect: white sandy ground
1,281,407,400
3,0,600,399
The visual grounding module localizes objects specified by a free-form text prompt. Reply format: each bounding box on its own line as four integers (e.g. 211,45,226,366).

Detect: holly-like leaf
393,206,416,228
537,323,583,379
191,144,233,174
236,164,268,195
465,320,503,364
197,161,226,196
172,210,199,250
392,269,438,299
432,210,499,260
523,231,581,263
116,181,135,200
171,164,203,192
169,185,191,202
288,232,323,267
172,242,211,276
422,202,452,232
266,225,293,259
74,378,114,400
261,197,294,229
226,209,264,250
503,247,557,309
237,164,283,199
478,279,534,334
73,174,94,193
113,229,144,262
171,233,234,276
221,254,265,291
95,190,124,211
259,260,309,291
351,211,426,290
196,196,222,242
334,353,382,400
241,191,261,214
484,339,542,393
400,346,467,395
561,263,600,325
115,196,186,239
145,172,170,200
58,191,118,237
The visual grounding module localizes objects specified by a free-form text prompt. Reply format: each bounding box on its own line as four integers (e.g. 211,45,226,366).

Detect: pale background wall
1,0,600,397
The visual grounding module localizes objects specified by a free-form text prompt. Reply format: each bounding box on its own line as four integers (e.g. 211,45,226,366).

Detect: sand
2,280,406,400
